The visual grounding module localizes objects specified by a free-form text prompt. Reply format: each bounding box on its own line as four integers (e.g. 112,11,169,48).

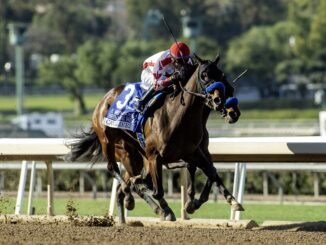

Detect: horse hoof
163,212,176,222
124,194,135,210
185,201,196,214
160,210,176,222
231,202,245,211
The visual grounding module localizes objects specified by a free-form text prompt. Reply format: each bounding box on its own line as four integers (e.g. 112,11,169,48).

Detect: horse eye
201,72,207,81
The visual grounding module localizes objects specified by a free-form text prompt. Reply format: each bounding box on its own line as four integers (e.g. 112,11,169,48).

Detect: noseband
178,61,227,108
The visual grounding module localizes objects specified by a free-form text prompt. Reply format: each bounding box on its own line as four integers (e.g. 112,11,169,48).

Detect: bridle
178,60,228,110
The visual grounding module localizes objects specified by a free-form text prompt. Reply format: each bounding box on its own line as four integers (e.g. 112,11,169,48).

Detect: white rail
1,137,326,220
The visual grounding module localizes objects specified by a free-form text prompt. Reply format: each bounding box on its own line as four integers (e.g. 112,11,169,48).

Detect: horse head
193,53,241,124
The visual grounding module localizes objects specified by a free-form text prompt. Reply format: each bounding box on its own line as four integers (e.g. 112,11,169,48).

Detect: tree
287,0,319,58
226,26,277,97
226,21,299,97
286,0,326,96
38,56,87,115
308,0,326,55
0,0,34,74
75,40,120,89
31,1,111,54
233,0,288,31
112,39,166,84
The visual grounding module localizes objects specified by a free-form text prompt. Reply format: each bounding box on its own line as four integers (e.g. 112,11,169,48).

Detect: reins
177,66,211,99
178,80,208,99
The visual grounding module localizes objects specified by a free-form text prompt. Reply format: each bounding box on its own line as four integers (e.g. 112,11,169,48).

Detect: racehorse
66,53,243,223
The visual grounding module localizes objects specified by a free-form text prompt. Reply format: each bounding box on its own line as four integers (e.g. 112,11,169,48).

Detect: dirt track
1,222,326,245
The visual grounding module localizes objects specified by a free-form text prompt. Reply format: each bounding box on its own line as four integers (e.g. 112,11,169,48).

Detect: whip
162,16,187,64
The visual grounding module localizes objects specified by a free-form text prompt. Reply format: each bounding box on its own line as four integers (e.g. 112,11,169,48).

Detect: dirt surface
0,222,326,245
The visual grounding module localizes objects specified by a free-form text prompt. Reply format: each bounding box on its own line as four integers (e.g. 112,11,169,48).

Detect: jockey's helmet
170,42,190,58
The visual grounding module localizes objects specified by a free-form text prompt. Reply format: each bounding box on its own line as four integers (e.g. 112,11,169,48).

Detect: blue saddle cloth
102,82,165,148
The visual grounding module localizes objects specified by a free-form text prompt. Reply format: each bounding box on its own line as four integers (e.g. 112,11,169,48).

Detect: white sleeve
140,68,154,90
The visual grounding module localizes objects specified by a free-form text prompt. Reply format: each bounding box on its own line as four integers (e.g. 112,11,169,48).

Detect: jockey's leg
136,87,157,112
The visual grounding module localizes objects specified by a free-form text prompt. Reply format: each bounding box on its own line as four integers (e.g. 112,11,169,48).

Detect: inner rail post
46,161,54,216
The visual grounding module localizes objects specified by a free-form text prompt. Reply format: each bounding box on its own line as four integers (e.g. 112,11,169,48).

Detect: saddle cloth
102,82,165,148
103,82,144,133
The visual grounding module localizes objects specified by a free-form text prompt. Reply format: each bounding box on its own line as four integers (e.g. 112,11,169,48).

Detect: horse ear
193,53,203,64
213,54,220,65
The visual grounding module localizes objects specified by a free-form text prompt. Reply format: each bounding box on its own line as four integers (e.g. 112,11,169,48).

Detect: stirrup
133,97,143,112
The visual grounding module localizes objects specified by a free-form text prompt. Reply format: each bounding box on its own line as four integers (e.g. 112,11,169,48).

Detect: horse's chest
157,127,203,159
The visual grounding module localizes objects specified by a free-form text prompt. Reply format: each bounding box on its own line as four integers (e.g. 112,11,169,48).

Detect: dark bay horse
67,54,243,223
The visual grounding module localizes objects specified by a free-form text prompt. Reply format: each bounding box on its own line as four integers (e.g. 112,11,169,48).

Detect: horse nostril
227,111,240,124
213,97,221,105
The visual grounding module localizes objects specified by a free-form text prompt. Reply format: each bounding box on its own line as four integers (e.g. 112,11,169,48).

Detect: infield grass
0,94,320,121
1,197,325,225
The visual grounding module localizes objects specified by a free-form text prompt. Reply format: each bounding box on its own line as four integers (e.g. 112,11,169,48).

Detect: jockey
135,42,192,112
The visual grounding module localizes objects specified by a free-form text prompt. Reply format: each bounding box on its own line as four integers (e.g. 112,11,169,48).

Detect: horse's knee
204,170,217,181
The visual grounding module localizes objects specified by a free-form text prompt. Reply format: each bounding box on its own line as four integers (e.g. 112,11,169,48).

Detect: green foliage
226,26,278,96
288,0,318,36
31,1,111,54
37,56,87,114
112,39,166,84
38,56,78,90
308,0,326,53
2,0,326,109
75,40,119,89
191,36,221,60
233,0,288,31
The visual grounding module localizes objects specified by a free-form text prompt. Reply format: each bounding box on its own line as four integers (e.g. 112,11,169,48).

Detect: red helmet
169,42,190,58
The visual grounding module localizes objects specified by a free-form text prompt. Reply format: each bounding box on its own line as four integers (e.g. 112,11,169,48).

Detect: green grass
0,94,321,121
0,93,103,113
240,109,320,120
0,93,104,123
1,197,325,225
0,93,104,111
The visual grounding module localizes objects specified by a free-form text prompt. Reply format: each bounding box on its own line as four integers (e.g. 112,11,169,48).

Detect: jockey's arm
140,68,155,91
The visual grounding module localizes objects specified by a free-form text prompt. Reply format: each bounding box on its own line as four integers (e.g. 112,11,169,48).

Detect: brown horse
67,54,243,223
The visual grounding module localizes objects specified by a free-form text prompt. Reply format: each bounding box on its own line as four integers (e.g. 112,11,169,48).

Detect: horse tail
65,127,104,163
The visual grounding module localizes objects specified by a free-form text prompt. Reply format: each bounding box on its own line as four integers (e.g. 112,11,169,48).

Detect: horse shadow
259,221,326,232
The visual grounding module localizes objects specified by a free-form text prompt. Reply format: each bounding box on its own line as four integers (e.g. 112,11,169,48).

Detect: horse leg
185,149,244,212
131,180,163,216
121,172,135,211
150,156,176,221
185,175,213,214
184,164,197,214
116,183,126,224
101,130,135,223
214,171,244,211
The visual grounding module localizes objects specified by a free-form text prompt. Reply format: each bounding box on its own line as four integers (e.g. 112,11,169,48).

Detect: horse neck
164,67,204,126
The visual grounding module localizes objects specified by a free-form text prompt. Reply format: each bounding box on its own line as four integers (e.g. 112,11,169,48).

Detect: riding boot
136,87,156,112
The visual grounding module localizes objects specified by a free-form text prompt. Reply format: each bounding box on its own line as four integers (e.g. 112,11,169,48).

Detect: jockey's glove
154,78,173,90
170,73,179,82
